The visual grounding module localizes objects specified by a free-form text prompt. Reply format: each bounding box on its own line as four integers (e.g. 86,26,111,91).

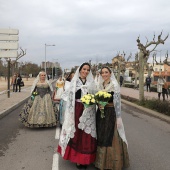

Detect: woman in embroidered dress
95,66,130,170
57,63,97,169
19,71,58,128
54,76,65,100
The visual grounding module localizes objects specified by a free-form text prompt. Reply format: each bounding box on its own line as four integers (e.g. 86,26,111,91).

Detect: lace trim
78,105,97,138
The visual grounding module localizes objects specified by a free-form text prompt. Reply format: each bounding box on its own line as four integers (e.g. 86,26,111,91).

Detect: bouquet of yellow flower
94,91,112,118
80,94,96,108
31,91,38,101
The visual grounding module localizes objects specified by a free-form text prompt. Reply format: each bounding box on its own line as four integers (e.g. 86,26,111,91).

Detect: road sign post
0,28,19,98
7,59,10,98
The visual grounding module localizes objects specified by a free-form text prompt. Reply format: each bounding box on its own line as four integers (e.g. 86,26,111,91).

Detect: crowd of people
18,63,130,170
145,74,169,100
157,75,169,100
14,62,170,169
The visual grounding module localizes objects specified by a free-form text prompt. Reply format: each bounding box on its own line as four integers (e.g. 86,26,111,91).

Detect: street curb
121,99,170,124
0,96,30,119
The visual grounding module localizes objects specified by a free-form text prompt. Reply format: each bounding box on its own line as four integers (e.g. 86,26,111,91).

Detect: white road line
55,127,60,139
52,127,61,170
52,153,59,170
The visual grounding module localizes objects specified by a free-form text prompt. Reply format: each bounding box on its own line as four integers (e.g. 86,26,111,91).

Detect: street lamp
45,44,55,73
52,58,58,79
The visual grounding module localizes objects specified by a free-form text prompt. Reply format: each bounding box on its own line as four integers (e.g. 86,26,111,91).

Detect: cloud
0,0,170,69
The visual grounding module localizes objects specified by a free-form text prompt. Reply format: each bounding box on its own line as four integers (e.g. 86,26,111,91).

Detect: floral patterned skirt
19,94,58,128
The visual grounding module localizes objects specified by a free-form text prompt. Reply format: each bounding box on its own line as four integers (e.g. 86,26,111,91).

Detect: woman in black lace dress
95,66,130,170
19,71,58,128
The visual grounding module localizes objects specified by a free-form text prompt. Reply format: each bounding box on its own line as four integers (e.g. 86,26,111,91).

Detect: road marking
55,127,60,139
52,127,61,170
52,153,59,170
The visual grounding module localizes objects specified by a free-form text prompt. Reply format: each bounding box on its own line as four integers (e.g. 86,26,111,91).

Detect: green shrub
137,98,170,116
122,94,170,116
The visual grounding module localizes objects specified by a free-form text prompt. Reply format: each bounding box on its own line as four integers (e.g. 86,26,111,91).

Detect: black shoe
83,165,87,169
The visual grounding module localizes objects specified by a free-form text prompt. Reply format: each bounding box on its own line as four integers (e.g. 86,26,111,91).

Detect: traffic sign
0,29,19,35
0,35,19,41
0,51,18,58
0,42,18,50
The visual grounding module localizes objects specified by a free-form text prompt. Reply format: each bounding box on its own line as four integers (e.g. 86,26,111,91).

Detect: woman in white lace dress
57,63,97,169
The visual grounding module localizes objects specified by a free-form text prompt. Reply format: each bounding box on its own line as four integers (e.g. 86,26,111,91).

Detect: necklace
80,77,86,83
103,80,110,89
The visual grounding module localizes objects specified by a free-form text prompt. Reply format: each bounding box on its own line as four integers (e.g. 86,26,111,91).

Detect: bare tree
112,52,126,84
163,50,170,66
136,31,168,101
10,48,26,75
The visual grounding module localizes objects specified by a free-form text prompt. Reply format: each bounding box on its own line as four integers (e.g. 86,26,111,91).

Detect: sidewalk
120,87,159,100
0,87,31,118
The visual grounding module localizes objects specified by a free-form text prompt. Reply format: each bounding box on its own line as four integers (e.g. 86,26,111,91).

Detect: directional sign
0,42,18,50
0,29,19,35
0,35,19,41
0,51,18,58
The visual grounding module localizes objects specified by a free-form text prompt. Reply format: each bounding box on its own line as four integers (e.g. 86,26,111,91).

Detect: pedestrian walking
162,79,169,99
16,73,22,92
145,75,151,92
57,63,97,169
157,75,166,100
95,66,130,170
120,75,124,86
11,73,17,92
19,71,58,127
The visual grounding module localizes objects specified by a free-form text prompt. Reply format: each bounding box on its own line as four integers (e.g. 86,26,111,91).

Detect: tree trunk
138,51,145,101
122,72,125,87
134,69,138,88
117,68,120,84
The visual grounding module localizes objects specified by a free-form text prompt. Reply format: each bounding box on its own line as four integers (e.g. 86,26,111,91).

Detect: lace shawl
98,70,128,146
58,67,96,156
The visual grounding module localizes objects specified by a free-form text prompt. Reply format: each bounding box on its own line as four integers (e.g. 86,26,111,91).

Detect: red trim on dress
58,146,96,165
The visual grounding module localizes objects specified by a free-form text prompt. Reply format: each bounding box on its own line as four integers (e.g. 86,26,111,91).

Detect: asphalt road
0,102,170,170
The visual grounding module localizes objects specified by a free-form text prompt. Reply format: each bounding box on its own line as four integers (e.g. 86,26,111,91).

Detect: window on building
154,76,159,81
167,76,170,82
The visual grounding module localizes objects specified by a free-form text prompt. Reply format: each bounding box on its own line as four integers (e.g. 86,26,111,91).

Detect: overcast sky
0,0,170,69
